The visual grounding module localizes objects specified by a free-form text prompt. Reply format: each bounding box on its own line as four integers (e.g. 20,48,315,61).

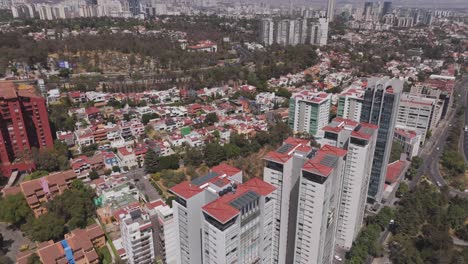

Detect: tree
396,182,409,198
88,169,99,180
204,112,219,125
224,143,241,159
58,68,71,78
390,141,404,162
141,113,158,125
43,181,96,231
26,253,41,264
276,87,292,98
24,170,49,181
112,166,121,173
184,147,204,167
22,213,66,242
0,193,31,226
204,142,226,166
157,155,180,171
144,149,159,173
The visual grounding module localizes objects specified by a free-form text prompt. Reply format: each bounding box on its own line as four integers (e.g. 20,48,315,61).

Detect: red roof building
0,82,54,176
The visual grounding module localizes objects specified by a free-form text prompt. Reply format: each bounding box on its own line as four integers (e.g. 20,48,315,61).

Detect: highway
411,77,468,197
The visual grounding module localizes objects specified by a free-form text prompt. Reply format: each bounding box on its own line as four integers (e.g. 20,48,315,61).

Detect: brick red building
0,81,54,176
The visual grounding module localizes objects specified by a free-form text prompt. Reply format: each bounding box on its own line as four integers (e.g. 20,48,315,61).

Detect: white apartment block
396,93,437,144
293,145,347,264
120,207,155,264
263,137,313,264
201,178,276,264
336,86,365,122
145,200,178,264
289,91,331,136
260,18,275,46
170,164,243,264
321,118,378,250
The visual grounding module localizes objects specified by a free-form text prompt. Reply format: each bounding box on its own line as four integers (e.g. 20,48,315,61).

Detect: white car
334,255,343,262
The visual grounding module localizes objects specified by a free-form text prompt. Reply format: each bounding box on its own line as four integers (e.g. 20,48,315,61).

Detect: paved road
126,167,162,202
409,77,468,199
425,78,468,198
0,223,33,262
463,87,468,162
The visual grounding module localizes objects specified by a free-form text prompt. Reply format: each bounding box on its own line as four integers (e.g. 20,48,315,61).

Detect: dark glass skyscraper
360,77,403,202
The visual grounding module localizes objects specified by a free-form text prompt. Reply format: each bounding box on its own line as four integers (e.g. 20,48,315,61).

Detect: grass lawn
98,246,112,264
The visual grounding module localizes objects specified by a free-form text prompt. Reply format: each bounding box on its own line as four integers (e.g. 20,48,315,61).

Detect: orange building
20,170,77,217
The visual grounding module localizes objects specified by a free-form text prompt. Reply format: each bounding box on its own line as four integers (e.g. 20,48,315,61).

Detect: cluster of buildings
259,17,328,47
289,75,455,202
345,1,453,30
166,113,380,263
0,80,289,179
10,0,192,20
17,224,106,264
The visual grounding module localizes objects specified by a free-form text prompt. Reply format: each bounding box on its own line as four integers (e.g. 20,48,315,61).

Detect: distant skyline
263,0,467,9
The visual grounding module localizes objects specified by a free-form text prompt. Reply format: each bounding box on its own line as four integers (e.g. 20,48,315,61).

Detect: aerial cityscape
0,0,467,264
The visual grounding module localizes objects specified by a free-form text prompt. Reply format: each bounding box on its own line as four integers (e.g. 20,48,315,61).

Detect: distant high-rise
360,77,403,202
259,18,328,47
259,18,275,46
327,0,336,22
382,1,392,16
0,82,54,176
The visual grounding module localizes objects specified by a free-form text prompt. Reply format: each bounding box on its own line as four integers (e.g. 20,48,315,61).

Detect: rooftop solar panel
229,191,260,210
191,171,219,186
276,143,293,154
320,154,338,167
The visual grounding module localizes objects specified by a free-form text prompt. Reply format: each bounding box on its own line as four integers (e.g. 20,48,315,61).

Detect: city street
126,167,162,202
410,77,468,199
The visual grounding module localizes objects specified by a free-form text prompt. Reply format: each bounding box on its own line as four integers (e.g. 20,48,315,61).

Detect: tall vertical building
0,81,54,176
120,207,155,264
144,200,177,264
289,90,331,136
201,178,276,264
293,145,347,264
327,0,336,22
263,138,313,264
336,85,365,122
360,77,403,202
320,118,378,250
170,165,275,264
169,164,243,264
382,1,392,16
259,18,275,46
311,18,329,46
259,18,328,47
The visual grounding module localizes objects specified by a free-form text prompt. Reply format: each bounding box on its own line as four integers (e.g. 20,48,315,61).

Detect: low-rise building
20,170,77,217
394,127,422,158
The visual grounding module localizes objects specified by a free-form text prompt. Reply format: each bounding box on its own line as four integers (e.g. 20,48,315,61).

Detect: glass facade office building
360,77,403,202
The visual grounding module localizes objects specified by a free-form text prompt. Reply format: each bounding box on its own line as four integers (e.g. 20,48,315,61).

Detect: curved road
421,77,468,198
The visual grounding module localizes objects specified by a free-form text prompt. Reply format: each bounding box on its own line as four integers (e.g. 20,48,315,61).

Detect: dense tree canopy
0,193,31,226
